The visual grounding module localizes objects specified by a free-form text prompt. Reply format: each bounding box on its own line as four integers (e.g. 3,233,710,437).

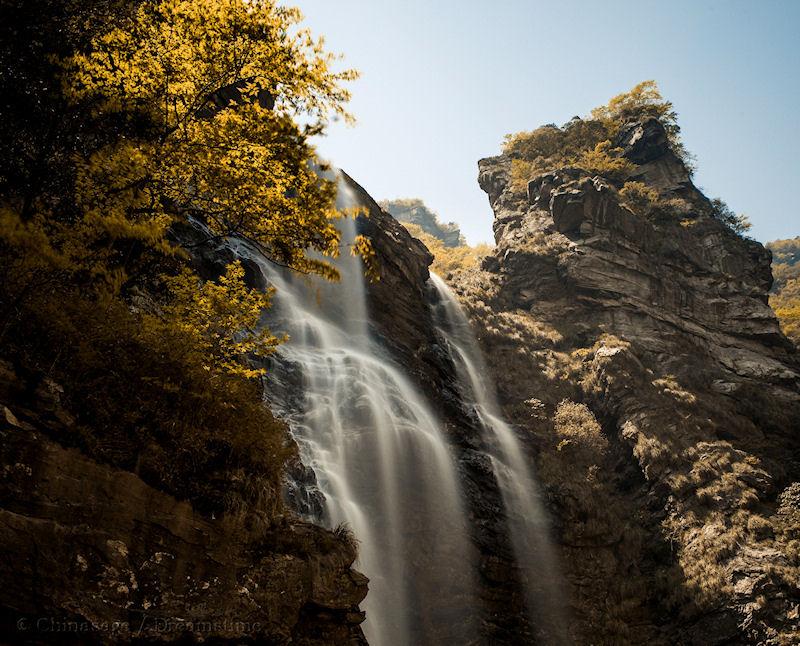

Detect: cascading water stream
430,272,569,645
226,177,477,646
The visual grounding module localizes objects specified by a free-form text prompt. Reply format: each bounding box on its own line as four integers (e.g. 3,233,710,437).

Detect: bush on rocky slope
457,81,800,643
400,221,492,276
379,198,465,247
505,80,690,191
769,237,800,289
768,238,800,345
771,278,800,345
0,3,370,640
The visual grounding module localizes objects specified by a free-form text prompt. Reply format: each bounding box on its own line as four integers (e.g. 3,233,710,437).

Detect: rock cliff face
4,121,798,644
0,357,367,644
379,198,464,247
446,117,800,644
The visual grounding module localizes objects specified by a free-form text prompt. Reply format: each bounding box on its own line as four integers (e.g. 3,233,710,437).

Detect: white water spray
229,179,478,645
430,272,569,645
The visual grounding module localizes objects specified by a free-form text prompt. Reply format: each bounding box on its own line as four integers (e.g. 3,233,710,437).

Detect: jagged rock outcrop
379,198,464,247
5,113,796,644
0,361,368,645
446,118,800,644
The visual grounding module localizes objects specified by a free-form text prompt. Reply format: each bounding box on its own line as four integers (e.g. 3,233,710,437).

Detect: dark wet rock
614,117,670,165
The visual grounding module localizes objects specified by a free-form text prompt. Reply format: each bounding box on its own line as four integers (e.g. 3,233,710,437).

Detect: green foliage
708,198,752,235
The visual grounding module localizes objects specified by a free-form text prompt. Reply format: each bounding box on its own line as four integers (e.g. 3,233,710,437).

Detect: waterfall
227,178,478,646
430,272,569,645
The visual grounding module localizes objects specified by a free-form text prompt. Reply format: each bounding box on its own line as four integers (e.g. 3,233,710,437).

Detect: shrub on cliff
767,237,800,346
572,141,635,182
770,278,800,345
767,237,800,290
401,222,492,276
707,198,752,236
619,181,661,216
379,198,465,247
504,80,692,190
0,0,358,515
618,180,690,224
553,399,609,474
504,120,611,190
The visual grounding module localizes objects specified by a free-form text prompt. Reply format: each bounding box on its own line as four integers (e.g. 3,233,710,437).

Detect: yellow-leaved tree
64,0,360,285
771,279,800,344
767,238,800,346
0,0,361,515
164,262,283,379
504,80,693,190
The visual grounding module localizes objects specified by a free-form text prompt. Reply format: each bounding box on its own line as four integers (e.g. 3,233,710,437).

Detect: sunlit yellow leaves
503,81,693,190
401,222,492,277
64,0,358,279
164,261,282,378
771,278,800,346
590,80,676,130
571,140,634,181
65,0,357,129
352,234,379,282
3,0,364,391
619,181,660,216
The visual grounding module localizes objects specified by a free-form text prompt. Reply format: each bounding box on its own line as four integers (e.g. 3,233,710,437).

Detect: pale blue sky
293,0,799,245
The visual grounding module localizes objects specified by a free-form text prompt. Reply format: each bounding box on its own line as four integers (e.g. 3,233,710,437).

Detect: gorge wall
378,198,464,248
0,170,545,645
349,172,555,644
443,117,800,644
0,360,368,645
